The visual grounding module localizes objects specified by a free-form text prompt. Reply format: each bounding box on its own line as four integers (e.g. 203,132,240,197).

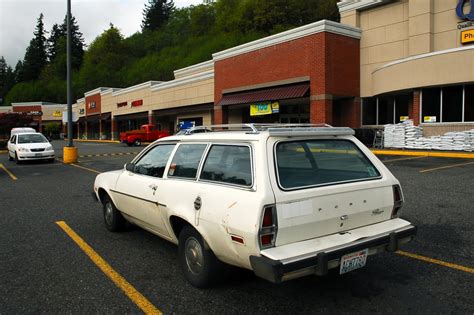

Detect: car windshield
275,139,381,190
18,134,48,144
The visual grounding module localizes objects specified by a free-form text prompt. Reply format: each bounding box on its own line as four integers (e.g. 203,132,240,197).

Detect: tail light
392,185,404,218
259,205,278,249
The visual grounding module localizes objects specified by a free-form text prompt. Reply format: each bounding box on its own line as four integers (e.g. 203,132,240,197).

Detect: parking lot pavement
0,145,473,313
51,140,142,159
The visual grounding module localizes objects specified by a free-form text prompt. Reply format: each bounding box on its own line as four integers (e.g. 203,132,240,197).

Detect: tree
0,57,16,105
59,15,85,69
47,23,64,62
22,13,48,81
142,0,175,31
14,60,24,83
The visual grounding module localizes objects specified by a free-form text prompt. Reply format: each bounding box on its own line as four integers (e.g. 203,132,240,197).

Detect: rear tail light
259,205,278,249
392,184,404,218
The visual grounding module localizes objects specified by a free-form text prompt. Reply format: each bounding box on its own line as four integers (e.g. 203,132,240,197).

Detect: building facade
13,0,474,140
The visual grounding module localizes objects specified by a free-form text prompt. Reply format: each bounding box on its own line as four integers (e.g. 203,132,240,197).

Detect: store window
362,98,376,125
465,84,474,122
442,86,463,122
421,88,441,123
395,94,410,123
378,97,394,125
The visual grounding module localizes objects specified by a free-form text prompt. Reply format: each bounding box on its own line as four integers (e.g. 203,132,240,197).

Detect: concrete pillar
409,90,421,126
213,105,228,125
85,119,88,140
111,117,118,141
148,110,156,125
99,116,103,140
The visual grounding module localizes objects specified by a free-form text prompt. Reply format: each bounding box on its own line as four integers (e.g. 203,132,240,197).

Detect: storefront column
148,110,156,125
38,116,43,133
213,105,228,125
310,96,333,125
77,122,80,139
111,117,118,141
99,117,103,140
85,120,88,140
340,97,361,128
409,90,421,126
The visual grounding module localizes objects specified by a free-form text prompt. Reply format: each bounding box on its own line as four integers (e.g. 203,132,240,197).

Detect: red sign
117,101,128,108
131,100,143,107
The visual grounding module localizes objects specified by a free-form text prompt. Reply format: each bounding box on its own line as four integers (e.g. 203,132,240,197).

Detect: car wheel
102,195,126,232
178,225,223,288
8,153,14,161
15,152,21,164
134,139,142,146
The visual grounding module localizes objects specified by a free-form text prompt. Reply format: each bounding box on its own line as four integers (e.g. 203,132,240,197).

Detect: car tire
102,195,126,232
15,152,21,164
178,225,223,288
134,139,142,146
8,153,14,161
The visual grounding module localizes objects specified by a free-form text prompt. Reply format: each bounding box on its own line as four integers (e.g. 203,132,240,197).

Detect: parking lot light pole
63,0,78,163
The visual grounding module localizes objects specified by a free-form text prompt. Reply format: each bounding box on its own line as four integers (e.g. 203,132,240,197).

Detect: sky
0,0,204,67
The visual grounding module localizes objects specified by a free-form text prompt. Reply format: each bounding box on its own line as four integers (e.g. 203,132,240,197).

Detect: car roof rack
183,123,354,136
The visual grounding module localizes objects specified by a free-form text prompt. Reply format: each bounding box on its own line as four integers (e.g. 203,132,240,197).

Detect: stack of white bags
383,120,474,152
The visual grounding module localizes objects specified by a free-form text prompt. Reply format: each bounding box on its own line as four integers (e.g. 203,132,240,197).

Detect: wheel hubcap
185,237,203,275
105,202,113,225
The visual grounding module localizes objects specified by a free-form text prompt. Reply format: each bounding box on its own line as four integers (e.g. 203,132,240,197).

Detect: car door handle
148,184,158,195
194,196,202,211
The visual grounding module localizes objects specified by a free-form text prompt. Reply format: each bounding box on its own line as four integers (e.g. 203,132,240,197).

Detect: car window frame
273,138,383,192
130,142,178,179
197,143,255,189
166,142,209,181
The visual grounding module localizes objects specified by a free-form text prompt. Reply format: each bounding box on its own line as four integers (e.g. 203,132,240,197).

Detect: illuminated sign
117,101,128,108
53,111,62,117
88,101,96,109
250,102,279,116
131,100,143,107
456,0,474,21
461,29,474,44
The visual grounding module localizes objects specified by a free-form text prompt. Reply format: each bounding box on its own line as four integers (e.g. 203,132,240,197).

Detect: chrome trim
110,189,166,207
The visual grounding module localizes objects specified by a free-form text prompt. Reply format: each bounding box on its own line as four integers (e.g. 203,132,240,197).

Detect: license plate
339,248,368,274
35,153,42,157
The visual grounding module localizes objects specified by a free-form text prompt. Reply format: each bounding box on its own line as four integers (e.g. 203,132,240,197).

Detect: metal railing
184,123,336,135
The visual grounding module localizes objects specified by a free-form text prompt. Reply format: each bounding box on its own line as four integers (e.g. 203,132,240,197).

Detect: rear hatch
270,137,395,246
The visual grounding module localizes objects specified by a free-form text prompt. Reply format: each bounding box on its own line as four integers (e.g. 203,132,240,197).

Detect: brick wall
85,93,101,116
214,31,360,125
409,90,421,126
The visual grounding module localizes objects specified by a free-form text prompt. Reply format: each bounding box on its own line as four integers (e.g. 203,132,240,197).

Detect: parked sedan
7,132,55,163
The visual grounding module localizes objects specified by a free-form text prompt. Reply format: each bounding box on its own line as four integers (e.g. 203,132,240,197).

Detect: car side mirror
125,163,136,172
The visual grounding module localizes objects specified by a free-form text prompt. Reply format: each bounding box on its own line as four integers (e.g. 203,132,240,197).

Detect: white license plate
339,248,368,274
35,153,42,157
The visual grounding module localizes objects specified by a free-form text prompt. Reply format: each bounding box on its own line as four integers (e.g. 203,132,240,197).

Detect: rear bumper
249,224,416,283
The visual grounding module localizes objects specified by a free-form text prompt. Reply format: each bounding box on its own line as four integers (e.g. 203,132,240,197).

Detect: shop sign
131,100,143,107
53,111,62,117
456,0,474,21
117,101,128,108
423,116,437,123
400,116,409,122
250,102,280,116
26,111,43,116
88,101,96,109
79,108,85,115
461,29,474,44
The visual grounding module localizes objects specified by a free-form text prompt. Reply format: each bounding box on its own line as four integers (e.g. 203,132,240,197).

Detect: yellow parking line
0,150,7,154
70,163,101,174
0,163,17,180
56,221,161,314
383,156,427,163
396,250,474,274
419,161,474,173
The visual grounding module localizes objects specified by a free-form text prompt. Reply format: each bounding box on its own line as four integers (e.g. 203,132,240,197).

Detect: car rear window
275,140,380,190
168,144,207,179
200,145,252,187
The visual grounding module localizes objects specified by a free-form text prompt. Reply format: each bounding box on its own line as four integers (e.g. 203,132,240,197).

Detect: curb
0,150,7,154
64,139,152,145
371,149,474,159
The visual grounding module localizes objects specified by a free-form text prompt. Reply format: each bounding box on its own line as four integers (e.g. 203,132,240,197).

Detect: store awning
100,112,111,120
219,83,310,106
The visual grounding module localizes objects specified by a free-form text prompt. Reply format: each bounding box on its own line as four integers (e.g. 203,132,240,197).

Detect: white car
93,124,416,287
7,132,55,163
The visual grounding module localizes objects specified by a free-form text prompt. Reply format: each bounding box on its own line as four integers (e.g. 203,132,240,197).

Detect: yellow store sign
53,111,62,117
250,102,279,116
461,29,474,44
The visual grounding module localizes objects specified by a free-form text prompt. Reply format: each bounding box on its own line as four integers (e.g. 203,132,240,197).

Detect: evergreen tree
14,60,24,83
47,23,65,62
22,13,48,81
142,0,175,31
59,15,85,69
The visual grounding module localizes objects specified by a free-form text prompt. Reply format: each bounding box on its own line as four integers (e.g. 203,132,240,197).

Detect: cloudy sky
0,0,203,67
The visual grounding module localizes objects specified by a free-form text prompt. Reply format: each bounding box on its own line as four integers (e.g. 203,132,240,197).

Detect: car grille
31,148,45,152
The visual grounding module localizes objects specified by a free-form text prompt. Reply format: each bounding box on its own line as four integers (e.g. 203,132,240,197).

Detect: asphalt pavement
0,142,473,313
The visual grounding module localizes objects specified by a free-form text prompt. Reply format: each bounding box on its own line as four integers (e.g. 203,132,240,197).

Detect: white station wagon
92,124,416,287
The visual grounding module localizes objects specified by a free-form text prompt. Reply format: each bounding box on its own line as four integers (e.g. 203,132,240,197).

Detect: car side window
200,145,252,187
134,144,175,178
168,144,207,179
11,135,16,143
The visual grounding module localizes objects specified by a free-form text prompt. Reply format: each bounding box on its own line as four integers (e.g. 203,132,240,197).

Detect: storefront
339,0,474,135
11,102,65,133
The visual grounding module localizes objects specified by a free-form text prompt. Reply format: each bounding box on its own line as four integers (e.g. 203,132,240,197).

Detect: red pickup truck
119,124,169,146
